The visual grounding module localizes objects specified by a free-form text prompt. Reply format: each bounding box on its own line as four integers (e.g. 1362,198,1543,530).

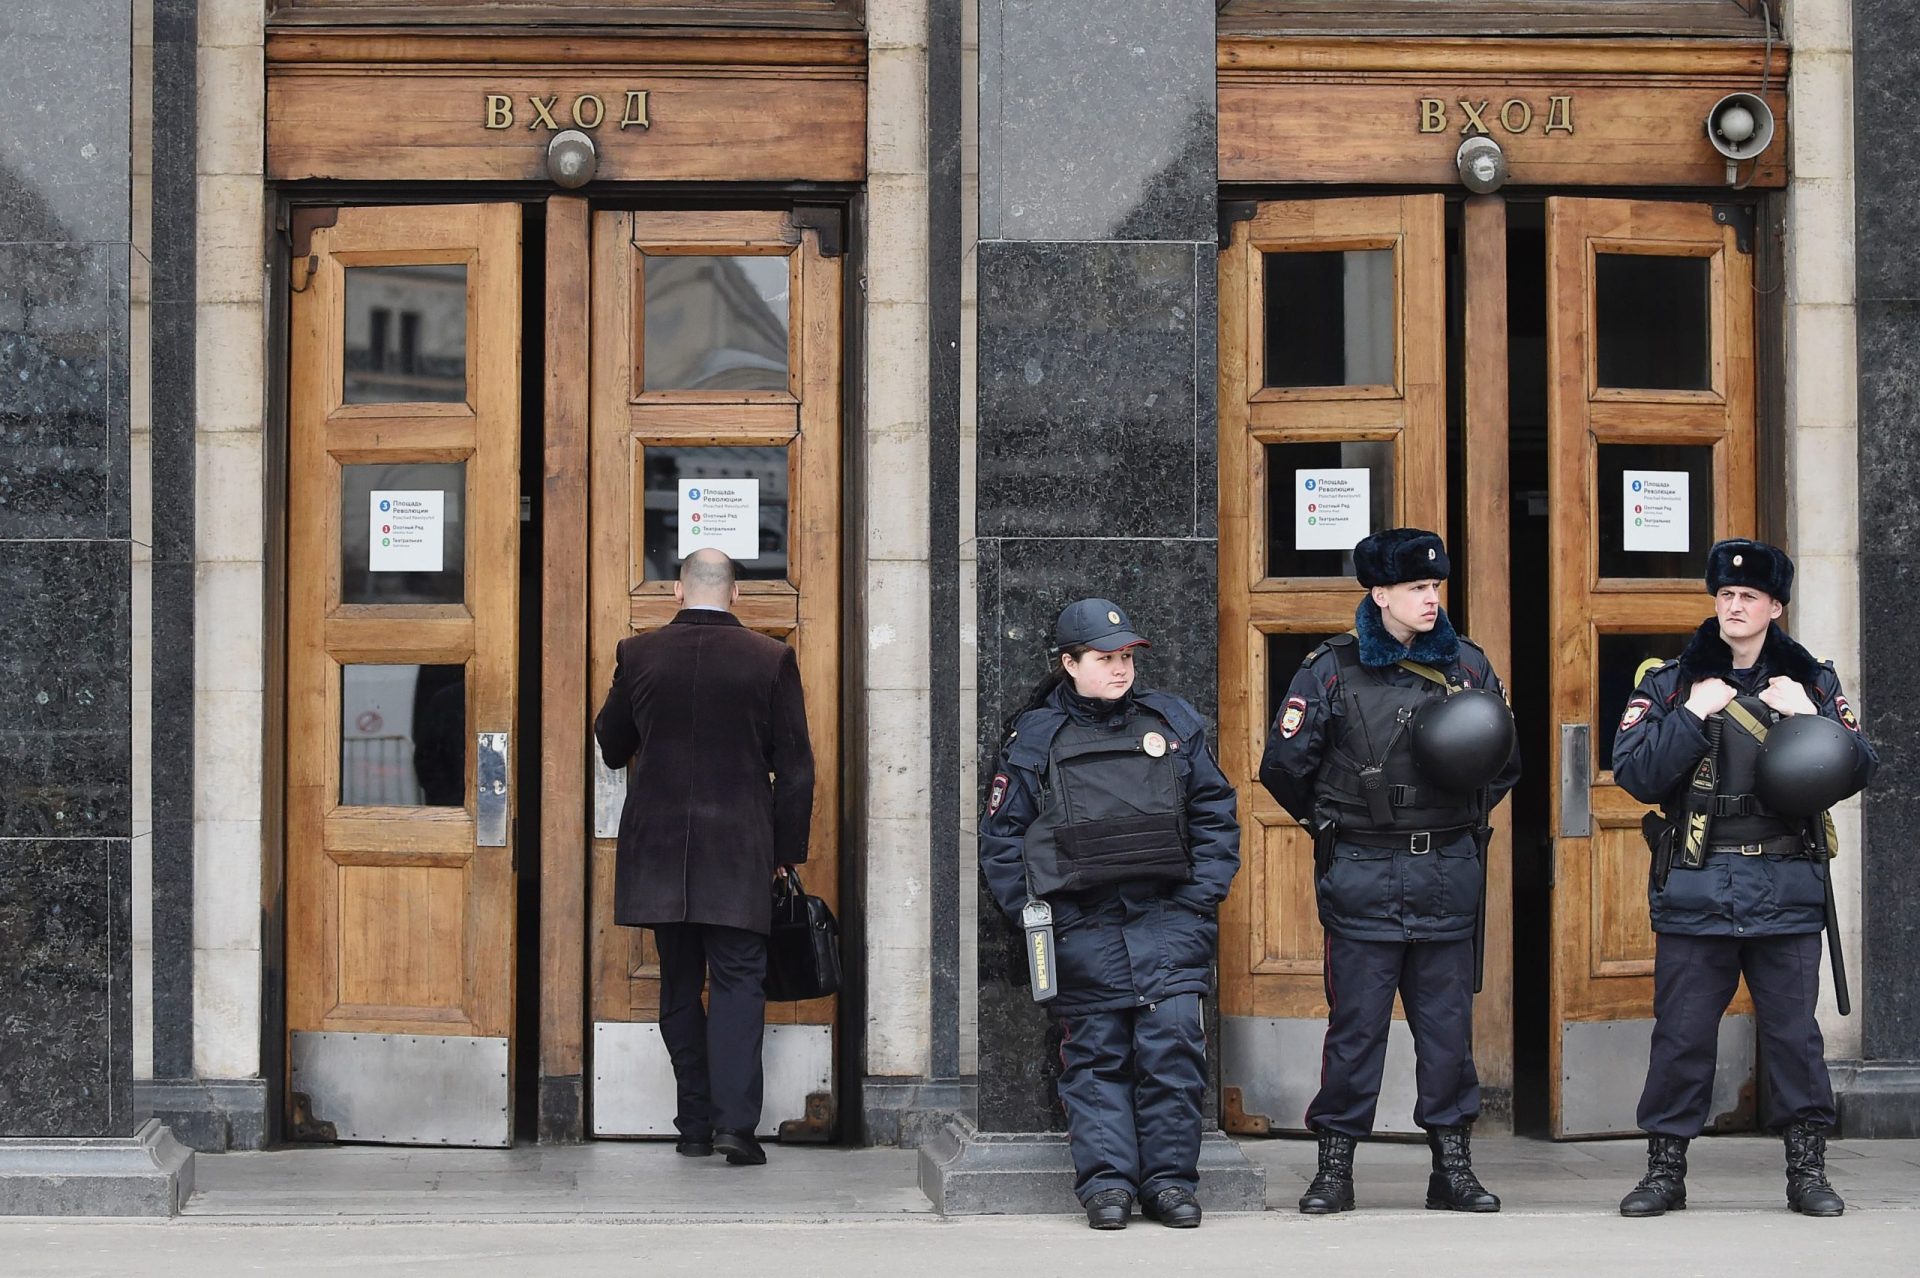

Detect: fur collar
1675,617,1820,685
1355,600,1460,669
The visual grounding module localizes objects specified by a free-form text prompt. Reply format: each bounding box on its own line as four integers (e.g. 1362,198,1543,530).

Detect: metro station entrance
281,201,847,1147
1216,193,1767,1138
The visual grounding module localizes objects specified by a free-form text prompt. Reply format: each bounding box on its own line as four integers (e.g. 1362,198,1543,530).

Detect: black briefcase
765,866,842,1002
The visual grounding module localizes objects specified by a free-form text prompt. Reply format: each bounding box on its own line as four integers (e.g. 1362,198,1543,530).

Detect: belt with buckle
1341,828,1469,854
1708,835,1805,858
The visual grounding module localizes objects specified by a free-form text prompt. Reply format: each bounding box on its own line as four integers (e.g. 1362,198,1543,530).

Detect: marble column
1846,0,1920,1137
0,0,192,1214
921,1,1261,1211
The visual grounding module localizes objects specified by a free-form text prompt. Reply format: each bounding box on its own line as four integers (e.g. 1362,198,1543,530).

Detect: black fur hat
1354,527,1450,588
1706,538,1793,604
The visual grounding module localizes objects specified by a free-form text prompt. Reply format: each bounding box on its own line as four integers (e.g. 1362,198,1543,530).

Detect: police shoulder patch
1279,696,1308,739
1836,695,1861,733
1620,697,1652,732
987,773,1010,814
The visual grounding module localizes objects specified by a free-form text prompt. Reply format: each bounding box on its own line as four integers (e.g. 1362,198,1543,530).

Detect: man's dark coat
593,609,815,935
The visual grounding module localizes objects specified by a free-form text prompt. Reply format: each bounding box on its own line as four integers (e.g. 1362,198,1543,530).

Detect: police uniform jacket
1258,605,1521,944
1612,618,1877,938
979,683,1241,1015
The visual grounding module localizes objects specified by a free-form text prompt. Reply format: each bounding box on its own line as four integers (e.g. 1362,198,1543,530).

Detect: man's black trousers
1055,992,1208,1203
1307,935,1481,1137
1637,930,1836,1135
652,922,768,1138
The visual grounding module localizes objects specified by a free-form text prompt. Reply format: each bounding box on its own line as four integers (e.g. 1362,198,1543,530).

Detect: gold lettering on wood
1419,98,1447,133
1544,95,1576,135
1412,94,1577,137
1457,99,1492,136
484,94,514,130
622,90,651,130
1500,98,1533,134
573,94,606,129
527,95,561,131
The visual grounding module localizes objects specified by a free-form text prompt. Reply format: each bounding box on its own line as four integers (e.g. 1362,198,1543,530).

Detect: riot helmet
1755,713,1866,817
1410,688,1515,794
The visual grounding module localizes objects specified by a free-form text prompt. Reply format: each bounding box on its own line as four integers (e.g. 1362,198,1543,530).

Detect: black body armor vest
1021,707,1192,897
1318,643,1479,835
1700,695,1799,844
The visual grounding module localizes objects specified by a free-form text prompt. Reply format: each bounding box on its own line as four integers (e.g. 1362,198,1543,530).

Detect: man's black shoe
1140,1186,1202,1228
675,1136,714,1157
1084,1188,1133,1230
713,1129,768,1166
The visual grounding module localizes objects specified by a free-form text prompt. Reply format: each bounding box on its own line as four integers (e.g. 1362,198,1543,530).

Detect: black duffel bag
765,866,842,1002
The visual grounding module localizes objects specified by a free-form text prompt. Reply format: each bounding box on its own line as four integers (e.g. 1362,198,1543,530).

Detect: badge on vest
1836,695,1861,732
988,772,1010,814
1280,695,1307,739
1620,697,1651,731
1142,731,1168,758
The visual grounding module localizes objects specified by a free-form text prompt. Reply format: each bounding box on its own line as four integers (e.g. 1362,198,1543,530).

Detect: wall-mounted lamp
1455,136,1508,195
547,130,598,189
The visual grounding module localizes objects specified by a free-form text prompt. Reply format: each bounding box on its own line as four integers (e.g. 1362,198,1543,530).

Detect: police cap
1053,598,1151,654
1707,538,1793,604
1355,528,1451,589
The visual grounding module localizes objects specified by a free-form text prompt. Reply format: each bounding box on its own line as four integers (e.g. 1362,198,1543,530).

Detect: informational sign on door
1622,470,1690,553
368,490,445,572
678,479,761,561
1295,468,1371,551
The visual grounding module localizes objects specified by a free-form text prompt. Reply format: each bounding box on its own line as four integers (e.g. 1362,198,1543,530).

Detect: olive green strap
1722,699,1770,743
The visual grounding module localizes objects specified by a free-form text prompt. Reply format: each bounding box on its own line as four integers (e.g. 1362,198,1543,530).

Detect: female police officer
1612,539,1877,1218
979,598,1240,1231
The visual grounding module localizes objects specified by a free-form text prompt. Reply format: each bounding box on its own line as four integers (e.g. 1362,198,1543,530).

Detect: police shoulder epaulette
1307,632,1355,666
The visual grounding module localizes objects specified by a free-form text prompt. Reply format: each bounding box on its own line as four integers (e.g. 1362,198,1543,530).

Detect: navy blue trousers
1307,936,1480,1137
1637,931,1836,1136
1055,993,1208,1203
653,923,768,1138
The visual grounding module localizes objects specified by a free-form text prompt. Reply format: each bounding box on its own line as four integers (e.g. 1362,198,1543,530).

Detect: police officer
1259,528,1520,1215
1612,539,1877,1218
979,599,1241,1231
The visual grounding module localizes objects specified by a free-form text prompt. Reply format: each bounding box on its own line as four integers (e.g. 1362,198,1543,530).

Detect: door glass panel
1267,631,1340,738
1594,253,1711,391
1596,633,1690,768
1263,249,1395,388
641,254,791,392
340,663,466,807
1595,443,1713,579
1265,440,1394,579
640,445,790,582
343,265,468,404
340,462,467,605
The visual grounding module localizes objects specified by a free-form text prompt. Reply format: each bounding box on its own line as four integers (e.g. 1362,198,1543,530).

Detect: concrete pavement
2,1135,1915,1276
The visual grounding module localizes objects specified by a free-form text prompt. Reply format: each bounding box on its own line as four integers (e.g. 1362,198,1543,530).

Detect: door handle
593,753,627,839
1558,722,1591,838
477,731,510,847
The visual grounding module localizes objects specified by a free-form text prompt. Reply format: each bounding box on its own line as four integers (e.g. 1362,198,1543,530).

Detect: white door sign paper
1296,468,1371,552
369,490,445,573
678,479,761,561
1623,470,1689,554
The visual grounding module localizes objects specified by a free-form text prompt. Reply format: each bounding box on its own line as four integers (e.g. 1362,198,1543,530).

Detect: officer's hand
1684,677,1738,719
1760,676,1818,717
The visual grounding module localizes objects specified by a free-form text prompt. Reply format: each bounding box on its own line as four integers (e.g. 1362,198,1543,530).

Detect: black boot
1785,1123,1845,1217
1084,1188,1133,1230
1298,1131,1357,1214
1140,1186,1203,1229
1619,1135,1689,1217
1425,1125,1500,1212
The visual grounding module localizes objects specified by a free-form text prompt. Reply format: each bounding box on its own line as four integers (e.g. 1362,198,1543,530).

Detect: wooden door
1218,196,1448,1134
587,210,842,1139
287,204,522,1147
1546,198,1758,1137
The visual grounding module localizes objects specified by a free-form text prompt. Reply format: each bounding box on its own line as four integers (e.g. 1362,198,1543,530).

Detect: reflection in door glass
1595,253,1711,391
1596,633,1689,768
1263,249,1395,388
340,462,467,605
1595,444,1713,580
340,663,466,807
642,255,791,392
1268,632,1340,742
344,265,468,404
641,446,790,582
1265,441,1395,580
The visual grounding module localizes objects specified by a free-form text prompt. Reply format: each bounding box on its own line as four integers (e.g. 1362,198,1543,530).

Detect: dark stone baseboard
0,1119,194,1216
862,1077,975,1148
1833,1060,1920,1138
918,1115,1266,1215
539,1074,585,1143
134,1077,268,1152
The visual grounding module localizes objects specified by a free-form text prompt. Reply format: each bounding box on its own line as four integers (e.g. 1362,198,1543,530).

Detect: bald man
594,549,815,1165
